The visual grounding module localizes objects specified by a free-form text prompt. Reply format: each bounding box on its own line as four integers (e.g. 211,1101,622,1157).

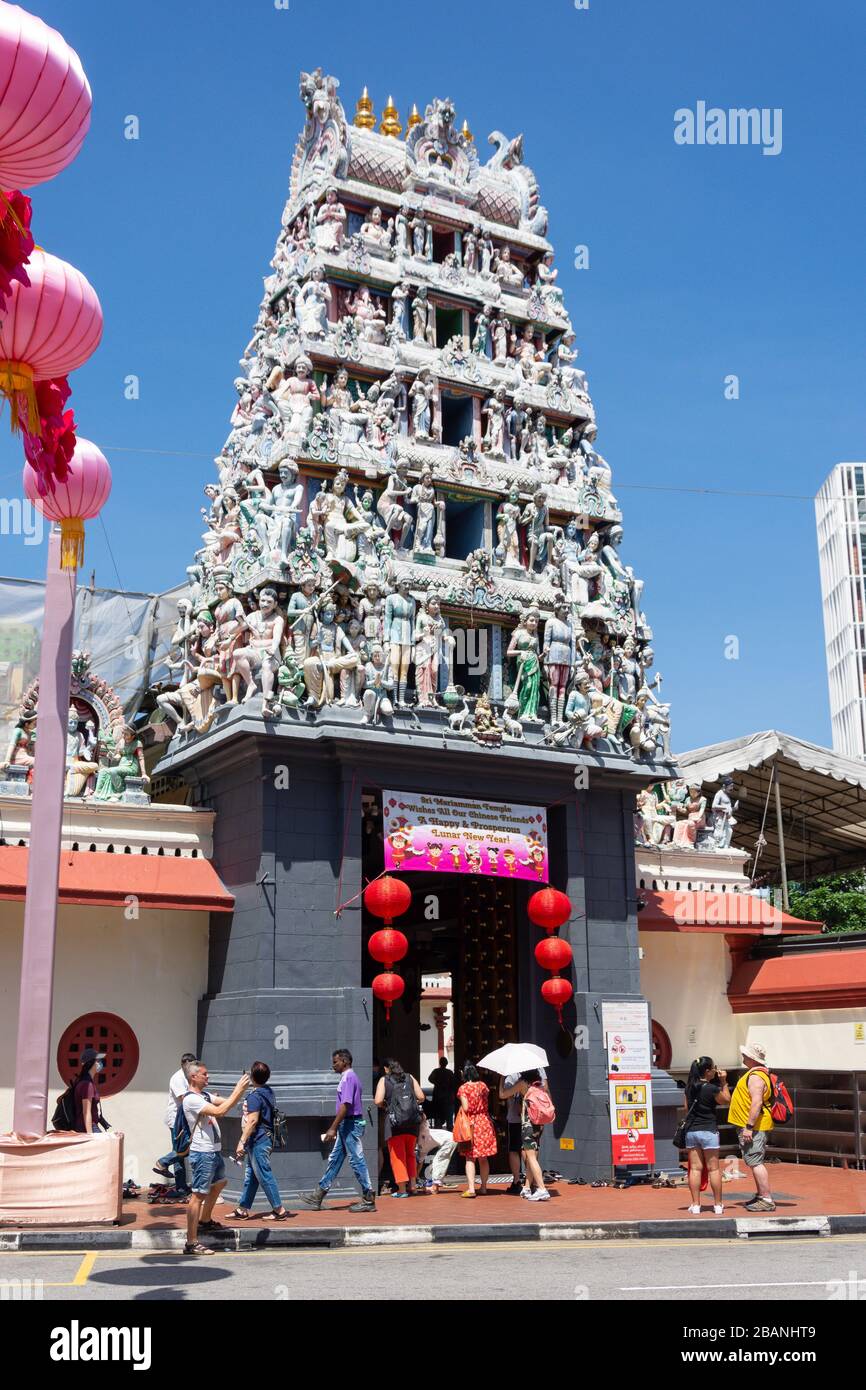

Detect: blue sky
1,0,864,752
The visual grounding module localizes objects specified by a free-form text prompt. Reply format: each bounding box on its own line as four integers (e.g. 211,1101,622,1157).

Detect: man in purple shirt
299,1049,376,1212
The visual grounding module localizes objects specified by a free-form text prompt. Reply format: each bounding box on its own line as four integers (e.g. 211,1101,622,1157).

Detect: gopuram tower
155,71,676,1188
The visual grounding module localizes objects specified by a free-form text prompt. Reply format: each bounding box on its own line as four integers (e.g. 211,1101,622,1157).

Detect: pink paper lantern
0,2,91,188
0,247,102,431
23,436,111,569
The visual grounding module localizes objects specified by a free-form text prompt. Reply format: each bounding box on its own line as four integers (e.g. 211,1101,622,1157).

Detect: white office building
815,463,866,757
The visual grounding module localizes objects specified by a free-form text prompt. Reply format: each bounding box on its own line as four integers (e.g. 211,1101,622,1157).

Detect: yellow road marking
72,1252,97,1285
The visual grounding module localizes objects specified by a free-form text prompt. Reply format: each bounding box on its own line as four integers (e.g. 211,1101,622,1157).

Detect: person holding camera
682,1055,730,1215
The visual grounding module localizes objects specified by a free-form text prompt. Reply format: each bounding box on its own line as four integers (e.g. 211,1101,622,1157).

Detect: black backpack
51,1082,77,1131
246,1087,290,1150
388,1076,421,1135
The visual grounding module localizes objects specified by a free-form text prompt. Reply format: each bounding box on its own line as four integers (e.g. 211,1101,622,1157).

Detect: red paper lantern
541,976,573,1022
368,927,409,969
372,970,405,1021
364,874,411,925
527,887,572,934
534,935,573,975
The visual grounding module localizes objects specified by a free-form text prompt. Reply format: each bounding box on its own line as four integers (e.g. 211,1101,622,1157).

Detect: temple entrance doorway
362,791,519,1172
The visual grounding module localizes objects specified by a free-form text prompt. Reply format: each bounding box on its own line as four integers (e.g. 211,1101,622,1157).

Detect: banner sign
382,790,548,882
602,1001,655,1166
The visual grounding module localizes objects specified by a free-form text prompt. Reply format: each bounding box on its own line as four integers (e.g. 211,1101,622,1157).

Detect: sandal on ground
199,1219,228,1231
590,1180,608,1188
460,1190,476,1198
231,1209,251,1220
261,1209,293,1221
183,1242,216,1256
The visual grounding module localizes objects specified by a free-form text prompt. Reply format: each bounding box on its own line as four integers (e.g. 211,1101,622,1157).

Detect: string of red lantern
364,875,411,1020
528,886,574,1023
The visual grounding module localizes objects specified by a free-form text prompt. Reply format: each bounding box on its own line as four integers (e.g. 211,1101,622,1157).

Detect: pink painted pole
12,526,77,1137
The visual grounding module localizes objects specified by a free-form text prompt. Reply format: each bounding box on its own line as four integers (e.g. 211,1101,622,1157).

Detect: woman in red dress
456,1062,498,1197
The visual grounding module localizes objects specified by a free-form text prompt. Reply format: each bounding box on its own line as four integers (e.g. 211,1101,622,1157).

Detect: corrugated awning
638,889,822,935
675,730,866,879
728,948,866,1012
0,845,234,913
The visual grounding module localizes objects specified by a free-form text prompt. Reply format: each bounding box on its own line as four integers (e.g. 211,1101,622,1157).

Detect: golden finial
353,86,376,130
460,118,474,144
406,103,422,131
379,95,402,138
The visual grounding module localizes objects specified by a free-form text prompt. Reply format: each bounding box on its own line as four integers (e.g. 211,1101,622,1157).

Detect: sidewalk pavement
2,1162,865,1250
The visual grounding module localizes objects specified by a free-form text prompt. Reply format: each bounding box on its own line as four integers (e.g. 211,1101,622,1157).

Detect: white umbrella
477,1042,548,1075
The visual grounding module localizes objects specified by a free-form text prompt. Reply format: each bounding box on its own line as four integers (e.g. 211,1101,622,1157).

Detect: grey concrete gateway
156,703,677,1198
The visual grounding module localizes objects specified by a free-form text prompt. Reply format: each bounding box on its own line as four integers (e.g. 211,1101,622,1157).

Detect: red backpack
525,1084,556,1126
748,1067,794,1126
768,1072,794,1126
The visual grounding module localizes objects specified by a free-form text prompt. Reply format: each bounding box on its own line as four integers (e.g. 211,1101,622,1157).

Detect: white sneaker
529,1188,551,1201
519,1186,532,1198
688,1204,701,1215
713,1204,724,1215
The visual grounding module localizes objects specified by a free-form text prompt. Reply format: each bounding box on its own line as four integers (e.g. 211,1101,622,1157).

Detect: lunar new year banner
382,791,549,882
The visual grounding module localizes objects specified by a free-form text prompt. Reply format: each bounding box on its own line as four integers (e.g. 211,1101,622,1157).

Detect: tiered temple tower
155,72,677,1188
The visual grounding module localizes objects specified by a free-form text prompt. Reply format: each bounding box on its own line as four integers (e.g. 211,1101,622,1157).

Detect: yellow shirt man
728,1068,773,1131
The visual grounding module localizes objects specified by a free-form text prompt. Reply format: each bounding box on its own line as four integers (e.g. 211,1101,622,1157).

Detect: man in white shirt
183,1062,250,1256
153,1052,197,1195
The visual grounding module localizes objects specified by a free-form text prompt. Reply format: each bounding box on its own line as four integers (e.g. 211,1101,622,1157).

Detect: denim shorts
190,1150,226,1194
685,1129,720,1151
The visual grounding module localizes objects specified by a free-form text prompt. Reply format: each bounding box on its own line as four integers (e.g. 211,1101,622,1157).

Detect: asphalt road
2,1234,865,1302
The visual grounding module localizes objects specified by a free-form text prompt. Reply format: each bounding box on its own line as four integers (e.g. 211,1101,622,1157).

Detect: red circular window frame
56,1012,140,1098
651,1020,672,1070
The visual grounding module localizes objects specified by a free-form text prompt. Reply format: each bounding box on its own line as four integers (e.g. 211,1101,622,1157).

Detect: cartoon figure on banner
465,845,483,873
485,846,500,873
427,842,444,869
502,848,518,875
519,832,547,879
386,817,423,869
449,844,463,870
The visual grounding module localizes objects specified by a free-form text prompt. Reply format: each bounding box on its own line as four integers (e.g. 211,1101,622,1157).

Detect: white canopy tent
676,730,866,899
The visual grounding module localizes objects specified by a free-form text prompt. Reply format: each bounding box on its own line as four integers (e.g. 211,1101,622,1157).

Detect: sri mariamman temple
4,71,692,1186
142,71,678,1186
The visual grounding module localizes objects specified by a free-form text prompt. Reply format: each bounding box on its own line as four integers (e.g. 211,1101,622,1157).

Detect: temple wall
640,932,738,1067
0,902,208,1181
736,1011,866,1072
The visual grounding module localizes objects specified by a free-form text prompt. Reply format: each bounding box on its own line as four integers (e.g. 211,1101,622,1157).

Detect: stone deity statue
412,595,454,705
542,599,576,725
383,578,417,706
506,608,543,722
232,587,286,718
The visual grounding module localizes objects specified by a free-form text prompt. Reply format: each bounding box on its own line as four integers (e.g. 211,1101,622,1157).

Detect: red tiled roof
0,845,234,913
638,889,822,936
728,948,866,1012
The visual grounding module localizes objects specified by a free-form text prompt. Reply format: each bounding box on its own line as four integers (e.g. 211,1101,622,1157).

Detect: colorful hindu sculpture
152,70,671,768
635,777,734,852
1,651,152,804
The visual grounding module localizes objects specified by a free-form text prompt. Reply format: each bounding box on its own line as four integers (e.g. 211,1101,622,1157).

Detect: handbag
672,1099,699,1150
452,1109,473,1145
